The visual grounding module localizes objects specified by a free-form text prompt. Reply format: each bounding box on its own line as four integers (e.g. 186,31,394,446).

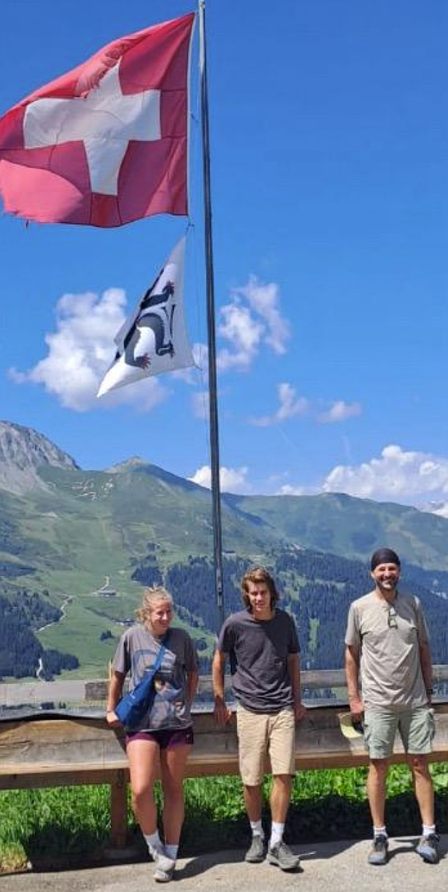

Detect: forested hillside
1,421,447,678
134,548,448,670
0,594,79,679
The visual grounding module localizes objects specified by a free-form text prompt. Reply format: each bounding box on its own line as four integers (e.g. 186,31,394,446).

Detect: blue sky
1,0,447,511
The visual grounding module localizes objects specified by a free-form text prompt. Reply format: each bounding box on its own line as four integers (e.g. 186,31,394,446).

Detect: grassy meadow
1,764,447,873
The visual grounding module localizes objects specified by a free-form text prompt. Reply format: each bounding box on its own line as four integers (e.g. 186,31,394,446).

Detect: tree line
133,549,448,670
0,594,79,680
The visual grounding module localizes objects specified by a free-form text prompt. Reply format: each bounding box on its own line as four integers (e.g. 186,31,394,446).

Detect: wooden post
110,769,128,848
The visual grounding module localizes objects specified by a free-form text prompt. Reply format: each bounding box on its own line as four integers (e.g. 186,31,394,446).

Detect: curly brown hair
241,567,279,610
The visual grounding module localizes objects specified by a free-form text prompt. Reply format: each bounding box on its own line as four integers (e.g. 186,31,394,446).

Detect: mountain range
1,420,447,681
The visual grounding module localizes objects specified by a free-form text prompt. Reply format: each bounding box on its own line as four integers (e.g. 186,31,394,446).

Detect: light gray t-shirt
217,608,300,714
112,624,198,731
345,590,429,711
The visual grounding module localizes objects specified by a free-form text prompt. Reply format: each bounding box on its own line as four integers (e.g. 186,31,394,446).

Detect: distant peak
106,456,147,473
0,420,79,494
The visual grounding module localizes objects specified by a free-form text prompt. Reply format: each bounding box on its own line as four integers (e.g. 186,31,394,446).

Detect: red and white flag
0,13,195,227
97,236,194,397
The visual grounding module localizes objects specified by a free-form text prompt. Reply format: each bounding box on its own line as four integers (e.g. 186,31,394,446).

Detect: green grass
35,591,215,679
0,785,112,872
1,764,447,872
36,596,126,677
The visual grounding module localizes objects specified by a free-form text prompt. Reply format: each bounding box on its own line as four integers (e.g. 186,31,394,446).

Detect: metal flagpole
198,1,224,630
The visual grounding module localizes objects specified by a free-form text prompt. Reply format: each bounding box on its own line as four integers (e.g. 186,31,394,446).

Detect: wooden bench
1,702,447,848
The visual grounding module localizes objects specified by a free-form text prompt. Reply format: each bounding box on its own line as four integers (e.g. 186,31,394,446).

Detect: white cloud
322,444,448,502
250,383,308,427
217,275,290,371
185,445,448,509
238,276,290,354
318,400,362,424
277,484,307,496
419,501,448,519
188,464,250,493
432,503,448,518
217,304,264,371
9,288,168,412
248,384,361,428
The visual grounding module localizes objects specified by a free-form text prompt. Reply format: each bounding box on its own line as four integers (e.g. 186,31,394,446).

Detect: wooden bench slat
1,704,446,848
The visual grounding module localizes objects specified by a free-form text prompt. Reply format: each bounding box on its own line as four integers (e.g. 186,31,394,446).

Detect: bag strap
149,630,169,675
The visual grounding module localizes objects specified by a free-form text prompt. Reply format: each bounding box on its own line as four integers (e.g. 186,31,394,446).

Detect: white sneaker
153,851,176,882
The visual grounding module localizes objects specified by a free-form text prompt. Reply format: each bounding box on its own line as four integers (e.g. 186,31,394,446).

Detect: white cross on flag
0,13,194,227
97,236,194,397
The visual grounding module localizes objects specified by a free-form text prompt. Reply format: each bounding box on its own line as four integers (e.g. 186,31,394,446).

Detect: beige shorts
236,703,296,786
364,706,435,760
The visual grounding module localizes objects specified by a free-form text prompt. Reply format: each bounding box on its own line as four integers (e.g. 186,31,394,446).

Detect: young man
213,567,306,871
345,547,438,866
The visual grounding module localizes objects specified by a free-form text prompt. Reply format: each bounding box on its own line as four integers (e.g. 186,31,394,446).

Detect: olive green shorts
364,706,435,760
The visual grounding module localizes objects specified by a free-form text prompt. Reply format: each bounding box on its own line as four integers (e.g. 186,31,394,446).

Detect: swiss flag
0,13,195,227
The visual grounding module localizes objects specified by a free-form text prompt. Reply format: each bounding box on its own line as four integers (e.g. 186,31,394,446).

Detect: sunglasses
388,606,398,628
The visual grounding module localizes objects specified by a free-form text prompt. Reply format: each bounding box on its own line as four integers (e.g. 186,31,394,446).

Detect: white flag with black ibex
97,237,194,397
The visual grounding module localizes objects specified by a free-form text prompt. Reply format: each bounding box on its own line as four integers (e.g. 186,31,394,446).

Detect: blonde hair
135,587,174,627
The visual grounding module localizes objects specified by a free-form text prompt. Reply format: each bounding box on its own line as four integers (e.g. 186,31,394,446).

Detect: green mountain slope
224,492,448,570
1,450,447,680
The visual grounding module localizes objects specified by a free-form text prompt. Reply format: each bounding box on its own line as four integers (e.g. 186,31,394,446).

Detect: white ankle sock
270,822,285,847
373,826,387,838
250,820,264,838
422,824,436,837
144,830,162,855
164,844,178,860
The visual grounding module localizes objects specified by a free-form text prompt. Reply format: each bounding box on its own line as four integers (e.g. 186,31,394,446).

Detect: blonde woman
107,587,198,882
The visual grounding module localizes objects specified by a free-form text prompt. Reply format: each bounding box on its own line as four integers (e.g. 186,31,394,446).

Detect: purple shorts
126,726,194,750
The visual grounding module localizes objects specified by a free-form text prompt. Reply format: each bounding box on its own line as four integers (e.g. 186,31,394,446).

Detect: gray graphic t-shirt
112,624,198,731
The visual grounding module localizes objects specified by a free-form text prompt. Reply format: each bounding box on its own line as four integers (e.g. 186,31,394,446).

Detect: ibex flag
0,14,195,227
97,237,194,397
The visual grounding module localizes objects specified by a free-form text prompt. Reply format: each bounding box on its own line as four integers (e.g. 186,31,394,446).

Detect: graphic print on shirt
131,645,183,729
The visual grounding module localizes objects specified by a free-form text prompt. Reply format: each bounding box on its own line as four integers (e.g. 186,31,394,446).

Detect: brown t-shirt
345,590,429,711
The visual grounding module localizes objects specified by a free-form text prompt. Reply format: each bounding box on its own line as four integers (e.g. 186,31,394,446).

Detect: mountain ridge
0,420,79,495
1,420,447,570
0,420,447,680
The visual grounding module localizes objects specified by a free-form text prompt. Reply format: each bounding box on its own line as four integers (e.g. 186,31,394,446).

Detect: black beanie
370,548,401,571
